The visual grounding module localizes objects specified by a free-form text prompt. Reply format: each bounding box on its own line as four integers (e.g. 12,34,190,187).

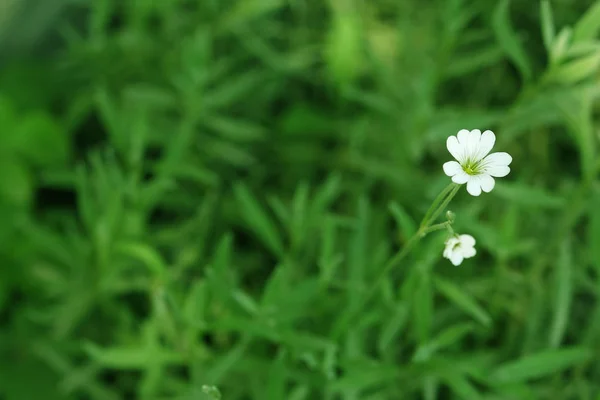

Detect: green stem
420,221,451,236
331,183,463,339
420,184,460,229
419,183,456,230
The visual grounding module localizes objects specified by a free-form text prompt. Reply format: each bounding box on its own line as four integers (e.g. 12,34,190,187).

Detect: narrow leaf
378,303,409,353
549,240,573,348
492,0,532,82
415,269,433,343
540,0,555,51
233,183,284,255
550,27,572,63
589,185,600,272
573,1,600,43
494,182,565,209
435,277,492,327
547,52,600,84
489,348,592,384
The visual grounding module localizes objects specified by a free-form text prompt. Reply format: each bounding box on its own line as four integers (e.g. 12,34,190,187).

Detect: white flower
443,129,512,196
443,234,476,266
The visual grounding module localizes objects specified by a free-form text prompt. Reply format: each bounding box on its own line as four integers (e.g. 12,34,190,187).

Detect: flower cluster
440,129,512,265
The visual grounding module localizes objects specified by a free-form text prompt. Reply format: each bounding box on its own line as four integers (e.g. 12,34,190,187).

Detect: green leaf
426,109,502,144
549,240,573,348
204,138,256,167
204,70,268,109
540,0,555,51
279,330,335,352
202,385,222,400
328,363,402,392
553,90,596,181
220,0,284,30
547,52,600,84
204,115,266,142
114,242,167,280
232,183,284,256
377,303,409,353
388,201,417,240
573,1,600,43
0,353,67,400
493,182,565,209
324,13,363,86
444,46,504,78
83,343,183,369
312,173,342,214
489,347,592,384
589,185,600,272
0,275,7,312
492,0,532,82
95,88,123,149
33,344,117,400
266,350,287,400
123,84,177,109
260,263,290,311
434,277,491,327
348,197,369,305
550,27,572,63
290,182,310,251
564,42,600,60
183,280,208,325
279,104,336,137
232,289,260,316
440,371,482,400
206,339,250,383
0,95,16,129
414,323,476,362
206,233,236,302
0,156,33,206
414,268,434,343
318,215,341,285
287,385,310,400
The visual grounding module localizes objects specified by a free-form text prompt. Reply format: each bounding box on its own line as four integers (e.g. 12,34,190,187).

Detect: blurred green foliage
1,0,600,399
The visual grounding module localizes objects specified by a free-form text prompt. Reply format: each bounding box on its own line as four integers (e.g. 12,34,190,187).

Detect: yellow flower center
462,159,482,176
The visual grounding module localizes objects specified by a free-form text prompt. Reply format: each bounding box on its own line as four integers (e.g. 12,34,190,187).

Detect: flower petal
450,252,464,266
443,247,452,258
466,129,482,161
486,165,510,177
483,152,512,167
479,174,495,192
451,171,469,184
459,234,475,247
466,176,482,196
482,152,512,177
456,129,470,162
457,129,470,145
461,246,476,258
443,161,462,176
446,135,465,163
477,130,496,160
446,237,459,246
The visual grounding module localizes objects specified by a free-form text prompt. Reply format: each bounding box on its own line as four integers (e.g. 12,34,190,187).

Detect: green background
1,0,600,399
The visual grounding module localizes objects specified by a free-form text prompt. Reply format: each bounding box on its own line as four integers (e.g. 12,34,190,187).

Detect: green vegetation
1,0,599,399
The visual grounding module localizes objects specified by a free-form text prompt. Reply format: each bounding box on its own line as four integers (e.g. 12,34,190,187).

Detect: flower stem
420,221,451,236
420,183,460,229
331,183,461,339
419,183,456,230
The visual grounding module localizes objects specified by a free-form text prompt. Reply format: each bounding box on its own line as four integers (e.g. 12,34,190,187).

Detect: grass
0,0,600,399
